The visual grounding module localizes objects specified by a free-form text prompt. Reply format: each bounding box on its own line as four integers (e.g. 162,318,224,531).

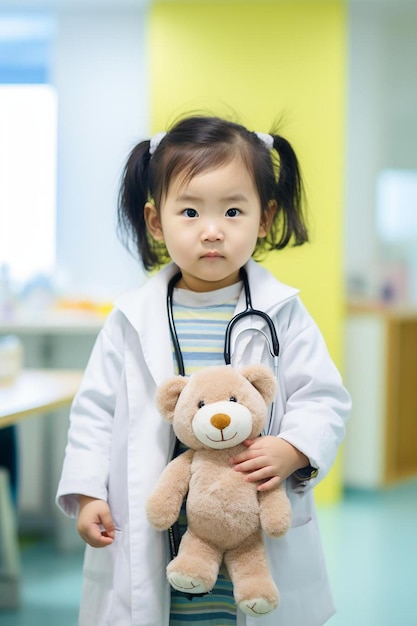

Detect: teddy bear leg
224,530,279,617
167,530,222,595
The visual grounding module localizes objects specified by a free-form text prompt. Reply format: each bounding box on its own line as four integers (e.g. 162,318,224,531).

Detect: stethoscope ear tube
167,272,186,376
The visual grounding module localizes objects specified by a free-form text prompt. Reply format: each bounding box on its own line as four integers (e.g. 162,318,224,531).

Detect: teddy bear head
156,364,276,451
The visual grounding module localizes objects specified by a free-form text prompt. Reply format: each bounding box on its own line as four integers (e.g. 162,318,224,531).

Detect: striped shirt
169,282,241,626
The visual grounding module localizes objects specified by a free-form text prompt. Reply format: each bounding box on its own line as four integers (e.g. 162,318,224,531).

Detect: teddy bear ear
240,364,276,405
156,375,189,423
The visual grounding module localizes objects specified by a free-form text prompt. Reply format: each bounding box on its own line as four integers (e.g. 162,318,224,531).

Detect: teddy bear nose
210,413,231,430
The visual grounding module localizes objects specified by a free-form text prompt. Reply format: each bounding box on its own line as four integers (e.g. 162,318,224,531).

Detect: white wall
346,3,417,300
52,7,149,300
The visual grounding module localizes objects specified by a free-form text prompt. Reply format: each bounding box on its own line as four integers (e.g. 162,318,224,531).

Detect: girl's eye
183,208,198,218
225,208,240,217
229,396,237,402
198,400,205,408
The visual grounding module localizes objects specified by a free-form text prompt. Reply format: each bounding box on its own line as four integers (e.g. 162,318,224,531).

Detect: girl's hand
77,495,115,547
230,436,309,491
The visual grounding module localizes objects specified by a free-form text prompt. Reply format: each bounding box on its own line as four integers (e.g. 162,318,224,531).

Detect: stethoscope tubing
167,266,280,381
223,267,280,364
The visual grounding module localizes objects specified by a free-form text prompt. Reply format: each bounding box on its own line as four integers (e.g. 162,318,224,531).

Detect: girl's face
145,156,274,292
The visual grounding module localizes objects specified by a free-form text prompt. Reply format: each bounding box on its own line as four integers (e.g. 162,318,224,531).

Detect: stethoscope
166,266,280,570
167,266,280,432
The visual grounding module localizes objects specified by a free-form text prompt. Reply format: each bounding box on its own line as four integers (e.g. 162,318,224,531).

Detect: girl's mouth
202,251,223,259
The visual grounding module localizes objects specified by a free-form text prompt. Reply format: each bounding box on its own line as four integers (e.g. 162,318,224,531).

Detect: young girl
57,115,350,626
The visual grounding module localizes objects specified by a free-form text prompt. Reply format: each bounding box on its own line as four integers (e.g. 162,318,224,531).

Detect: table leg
0,467,20,608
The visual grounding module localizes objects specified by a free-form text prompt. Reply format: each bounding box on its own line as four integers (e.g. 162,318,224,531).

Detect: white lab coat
57,259,350,626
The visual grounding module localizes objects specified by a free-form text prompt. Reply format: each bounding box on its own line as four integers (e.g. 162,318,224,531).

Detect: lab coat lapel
231,260,299,368
244,259,299,312
115,263,179,386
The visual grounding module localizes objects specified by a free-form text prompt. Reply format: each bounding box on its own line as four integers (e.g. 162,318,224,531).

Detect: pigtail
270,135,308,249
117,140,156,270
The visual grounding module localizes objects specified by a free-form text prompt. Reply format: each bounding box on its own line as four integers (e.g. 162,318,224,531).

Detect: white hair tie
255,132,274,150
149,131,167,156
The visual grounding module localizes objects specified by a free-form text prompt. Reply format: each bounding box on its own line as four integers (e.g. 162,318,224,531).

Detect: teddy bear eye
198,400,205,408
229,396,237,402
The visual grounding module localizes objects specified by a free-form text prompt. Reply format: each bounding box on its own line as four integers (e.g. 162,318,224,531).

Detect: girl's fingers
233,457,265,473
99,512,116,539
80,524,115,548
257,476,281,491
242,465,276,482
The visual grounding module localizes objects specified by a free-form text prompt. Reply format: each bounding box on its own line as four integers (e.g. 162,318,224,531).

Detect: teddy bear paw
168,572,211,595
238,597,278,617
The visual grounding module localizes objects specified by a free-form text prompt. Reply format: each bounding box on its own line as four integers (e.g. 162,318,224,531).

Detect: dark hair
118,115,308,270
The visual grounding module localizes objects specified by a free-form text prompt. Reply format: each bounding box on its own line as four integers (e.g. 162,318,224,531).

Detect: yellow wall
149,1,347,502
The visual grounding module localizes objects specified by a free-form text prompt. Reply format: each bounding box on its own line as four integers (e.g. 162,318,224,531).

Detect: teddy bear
146,364,292,617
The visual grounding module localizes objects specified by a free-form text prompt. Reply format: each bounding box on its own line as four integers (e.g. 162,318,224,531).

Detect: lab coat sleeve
56,310,125,518
277,298,351,494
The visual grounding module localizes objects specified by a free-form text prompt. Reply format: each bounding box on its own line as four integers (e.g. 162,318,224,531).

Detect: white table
0,369,83,428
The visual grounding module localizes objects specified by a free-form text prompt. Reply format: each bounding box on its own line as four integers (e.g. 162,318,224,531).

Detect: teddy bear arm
258,484,292,538
146,450,193,530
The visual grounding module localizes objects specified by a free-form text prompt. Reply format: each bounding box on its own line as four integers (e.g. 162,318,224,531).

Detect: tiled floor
320,481,417,626
1,480,416,626
0,539,83,626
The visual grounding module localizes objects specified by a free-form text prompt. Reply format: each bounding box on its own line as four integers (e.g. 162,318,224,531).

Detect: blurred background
0,1,416,624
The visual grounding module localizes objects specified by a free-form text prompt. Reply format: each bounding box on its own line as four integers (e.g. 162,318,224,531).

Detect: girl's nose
201,220,224,241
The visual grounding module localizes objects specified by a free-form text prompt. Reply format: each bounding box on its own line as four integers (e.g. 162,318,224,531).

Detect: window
376,169,417,244
0,14,56,287
0,84,57,285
